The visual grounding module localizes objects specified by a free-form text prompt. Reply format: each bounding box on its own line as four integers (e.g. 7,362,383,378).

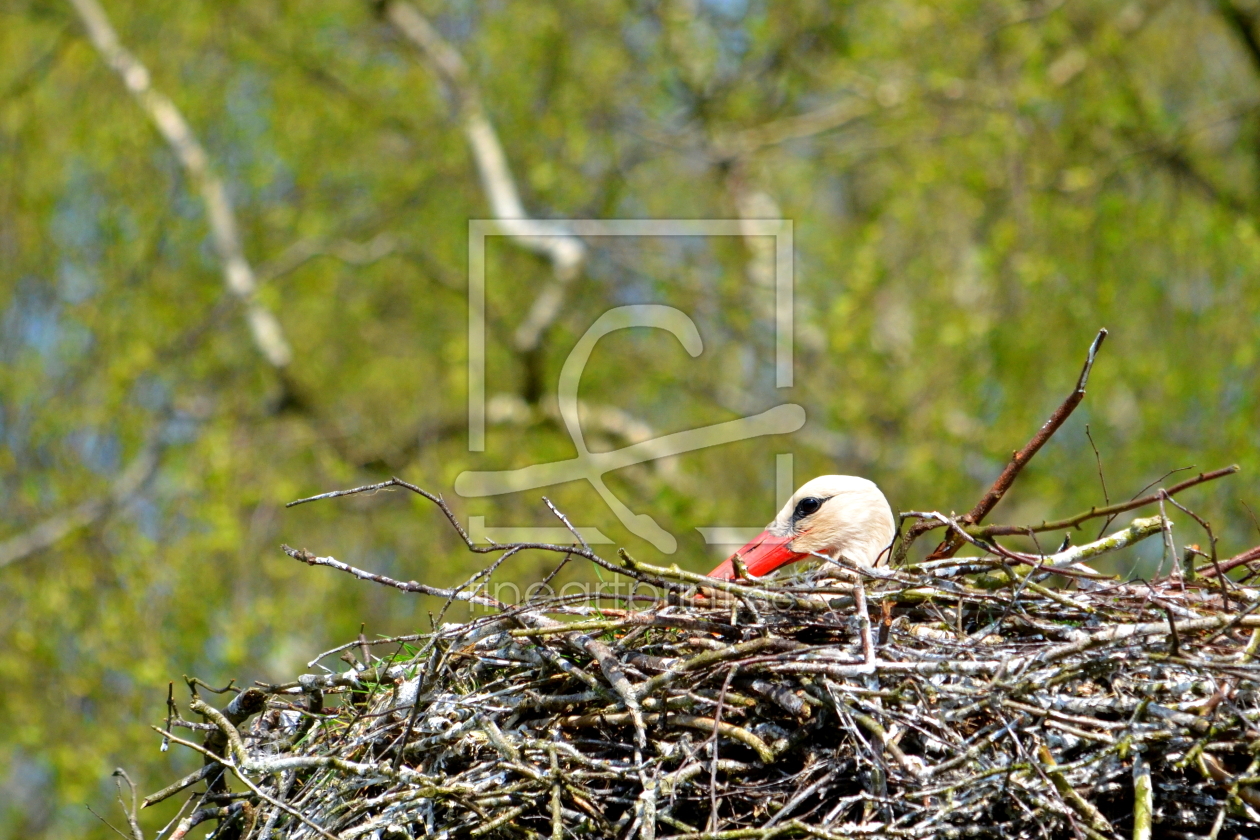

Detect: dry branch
972,465,1239,537
922,328,1108,560
1197,542,1260,579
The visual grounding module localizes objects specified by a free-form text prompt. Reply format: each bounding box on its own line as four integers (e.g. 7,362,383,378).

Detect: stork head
706,475,896,580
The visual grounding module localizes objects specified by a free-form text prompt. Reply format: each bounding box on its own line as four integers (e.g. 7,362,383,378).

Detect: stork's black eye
793,497,823,519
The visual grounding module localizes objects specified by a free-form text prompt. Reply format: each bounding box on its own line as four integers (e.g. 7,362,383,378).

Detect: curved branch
972,465,1239,537
68,0,293,369
381,1,586,355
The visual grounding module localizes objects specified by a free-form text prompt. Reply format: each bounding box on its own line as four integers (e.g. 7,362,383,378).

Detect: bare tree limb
68,0,294,370
110,769,145,840
0,441,161,570
380,0,586,356
946,329,1107,544
971,465,1239,537
896,330,1108,564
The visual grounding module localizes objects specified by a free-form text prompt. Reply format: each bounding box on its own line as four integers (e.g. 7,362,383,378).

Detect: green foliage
2,0,1259,835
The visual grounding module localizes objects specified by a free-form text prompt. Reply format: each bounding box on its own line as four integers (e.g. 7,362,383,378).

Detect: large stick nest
149,508,1260,840
136,333,1260,840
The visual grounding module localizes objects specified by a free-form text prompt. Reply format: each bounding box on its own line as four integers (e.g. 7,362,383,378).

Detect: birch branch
381,0,586,354
68,0,293,370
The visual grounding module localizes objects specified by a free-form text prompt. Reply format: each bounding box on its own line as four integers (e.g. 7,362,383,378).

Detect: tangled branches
134,480,1260,839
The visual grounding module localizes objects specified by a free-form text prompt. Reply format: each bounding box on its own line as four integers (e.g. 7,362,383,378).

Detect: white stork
706,475,896,580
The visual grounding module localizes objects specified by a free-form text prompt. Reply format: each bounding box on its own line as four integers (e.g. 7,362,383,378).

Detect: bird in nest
706,475,896,582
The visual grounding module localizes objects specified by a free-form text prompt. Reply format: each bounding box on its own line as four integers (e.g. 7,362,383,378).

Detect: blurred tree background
3,0,1260,835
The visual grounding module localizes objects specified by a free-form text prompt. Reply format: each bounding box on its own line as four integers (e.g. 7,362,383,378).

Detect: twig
161,682,175,753
1164,605,1181,657
1132,750,1153,840
1162,492,1229,596
909,511,1164,573
544,496,592,553
286,479,418,507
1242,500,1260,538
706,666,738,832
558,712,775,764
1083,424,1110,511
1036,744,1114,836
141,765,215,809
1196,544,1260,580
935,328,1108,556
1102,464,1196,534
970,465,1238,537
287,477,691,595
111,769,144,840
151,725,340,840
854,579,876,666
282,545,508,610
85,805,138,840
899,329,1107,563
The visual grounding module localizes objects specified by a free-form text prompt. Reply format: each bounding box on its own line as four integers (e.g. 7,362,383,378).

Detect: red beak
705,531,807,580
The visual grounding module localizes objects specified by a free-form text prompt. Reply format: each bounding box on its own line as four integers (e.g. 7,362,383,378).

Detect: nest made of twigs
137,333,1260,840
148,520,1260,840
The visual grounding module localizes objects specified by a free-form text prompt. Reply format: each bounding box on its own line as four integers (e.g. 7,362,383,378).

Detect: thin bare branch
971,465,1238,537
381,0,585,355
67,0,293,369
282,545,509,611
1196,543,1260,579
898,329,1107,563
110,769,144,840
